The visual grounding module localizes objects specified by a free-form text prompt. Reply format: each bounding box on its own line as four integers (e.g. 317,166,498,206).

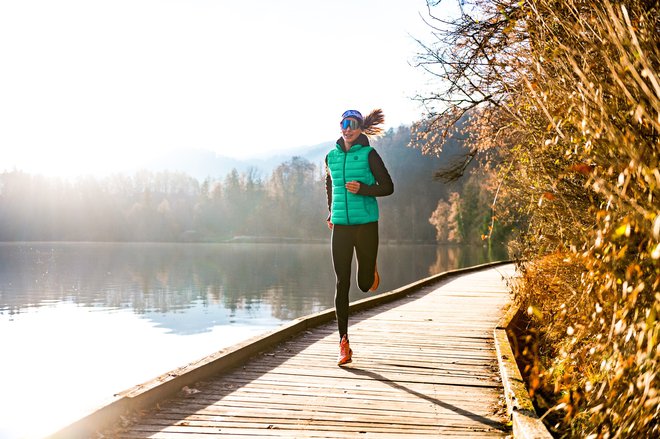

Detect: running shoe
337,334,353,366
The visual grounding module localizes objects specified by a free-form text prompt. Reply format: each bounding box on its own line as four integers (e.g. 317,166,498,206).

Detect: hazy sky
1,0,452,177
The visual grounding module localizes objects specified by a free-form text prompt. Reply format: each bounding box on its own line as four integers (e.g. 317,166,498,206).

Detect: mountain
141,141,334,181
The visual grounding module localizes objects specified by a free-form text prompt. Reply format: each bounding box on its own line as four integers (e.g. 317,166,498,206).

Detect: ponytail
362,109,385,136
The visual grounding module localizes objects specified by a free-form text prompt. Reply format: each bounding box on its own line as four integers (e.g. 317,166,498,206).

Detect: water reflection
0,242,507,332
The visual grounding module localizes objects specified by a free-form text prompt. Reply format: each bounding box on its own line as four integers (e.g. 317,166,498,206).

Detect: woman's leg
355,222,379,292
331,225,355,339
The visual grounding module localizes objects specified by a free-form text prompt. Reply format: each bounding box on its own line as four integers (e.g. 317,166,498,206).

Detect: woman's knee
357,273,373,292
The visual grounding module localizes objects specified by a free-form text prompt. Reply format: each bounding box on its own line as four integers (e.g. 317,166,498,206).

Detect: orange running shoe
369,264,380,292
337,335,353,366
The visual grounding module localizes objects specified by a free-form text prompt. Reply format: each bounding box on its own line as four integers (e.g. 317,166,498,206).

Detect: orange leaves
568,163,594,175
537,191,556,206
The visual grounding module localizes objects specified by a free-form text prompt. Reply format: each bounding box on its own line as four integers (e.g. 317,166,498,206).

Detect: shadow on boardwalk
345,367,508,432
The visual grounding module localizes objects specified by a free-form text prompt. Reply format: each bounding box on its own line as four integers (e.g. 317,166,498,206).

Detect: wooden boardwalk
109,263,516,438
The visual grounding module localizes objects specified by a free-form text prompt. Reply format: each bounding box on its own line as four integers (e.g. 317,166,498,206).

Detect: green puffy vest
327,143,379,225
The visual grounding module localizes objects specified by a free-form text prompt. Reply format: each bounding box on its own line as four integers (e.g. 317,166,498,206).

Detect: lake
0,241,506,438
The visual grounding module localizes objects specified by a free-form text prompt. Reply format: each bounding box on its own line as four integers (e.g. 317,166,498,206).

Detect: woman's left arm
357,149,394,197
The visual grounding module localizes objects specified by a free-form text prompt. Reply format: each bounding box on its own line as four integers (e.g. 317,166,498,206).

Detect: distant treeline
0,126,509,245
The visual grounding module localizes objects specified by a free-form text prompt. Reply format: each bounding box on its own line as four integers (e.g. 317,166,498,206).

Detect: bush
415,1,659,436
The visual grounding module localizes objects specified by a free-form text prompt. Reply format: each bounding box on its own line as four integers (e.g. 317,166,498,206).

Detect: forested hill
0,125,485,243
374,127,449,242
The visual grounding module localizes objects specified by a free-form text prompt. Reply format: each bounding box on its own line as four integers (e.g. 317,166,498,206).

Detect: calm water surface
0,242,505,438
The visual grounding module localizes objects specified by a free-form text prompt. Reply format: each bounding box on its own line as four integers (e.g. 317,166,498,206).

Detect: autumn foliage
414,0,658,437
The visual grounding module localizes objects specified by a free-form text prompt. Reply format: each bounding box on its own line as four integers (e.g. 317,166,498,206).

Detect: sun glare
5,145,154,179
1,1,442,179
0,303,272,438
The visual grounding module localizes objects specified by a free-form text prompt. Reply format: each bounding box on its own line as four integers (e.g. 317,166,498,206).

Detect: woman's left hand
345,181,361,194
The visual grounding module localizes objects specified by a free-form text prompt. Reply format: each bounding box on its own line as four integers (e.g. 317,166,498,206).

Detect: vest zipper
343,151,350,224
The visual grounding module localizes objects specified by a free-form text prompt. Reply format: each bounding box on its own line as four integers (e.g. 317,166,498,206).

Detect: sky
1,0,452,177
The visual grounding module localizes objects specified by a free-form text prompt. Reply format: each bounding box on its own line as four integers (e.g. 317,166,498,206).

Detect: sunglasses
340,119,361,130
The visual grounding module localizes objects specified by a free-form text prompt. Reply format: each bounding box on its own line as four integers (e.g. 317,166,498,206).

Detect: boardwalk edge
48,260,512,439
494,305,554,439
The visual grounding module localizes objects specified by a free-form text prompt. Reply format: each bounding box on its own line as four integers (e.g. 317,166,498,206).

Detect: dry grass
512,250,658,438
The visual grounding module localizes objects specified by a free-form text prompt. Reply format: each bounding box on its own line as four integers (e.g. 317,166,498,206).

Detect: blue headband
341,110,363,122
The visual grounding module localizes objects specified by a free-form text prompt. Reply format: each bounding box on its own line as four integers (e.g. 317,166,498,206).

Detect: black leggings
331,221,379,340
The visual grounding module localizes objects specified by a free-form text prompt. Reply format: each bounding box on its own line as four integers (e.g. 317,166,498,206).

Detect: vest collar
336,133,370,152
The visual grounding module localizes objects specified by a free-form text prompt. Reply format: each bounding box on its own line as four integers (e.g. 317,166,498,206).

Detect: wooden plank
494,324,553,438
130,414,479,430
229,365,501,384
122,422,500,435
199,384,503,405
117,428,499,439
159,398,499,418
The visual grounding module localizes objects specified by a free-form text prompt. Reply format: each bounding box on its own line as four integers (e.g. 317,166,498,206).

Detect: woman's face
341,118,362,146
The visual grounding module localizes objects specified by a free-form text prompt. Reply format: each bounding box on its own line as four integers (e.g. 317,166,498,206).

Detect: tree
375,125,449,242
267,157,324,238
414,1,659,436
429,192,463,242
429,198,452,242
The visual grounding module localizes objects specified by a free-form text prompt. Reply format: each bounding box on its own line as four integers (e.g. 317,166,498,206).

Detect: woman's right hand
327,220,334,230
